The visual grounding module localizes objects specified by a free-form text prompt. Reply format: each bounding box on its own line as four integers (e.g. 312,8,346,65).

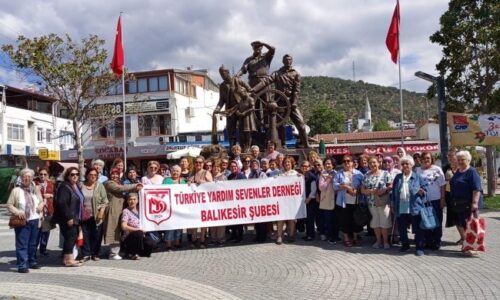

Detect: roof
314,129,417,143
5,85,58,103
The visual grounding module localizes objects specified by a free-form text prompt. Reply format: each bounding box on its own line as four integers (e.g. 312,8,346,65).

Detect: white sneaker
372,242,381,249
320,235,327,241
110,254,122,260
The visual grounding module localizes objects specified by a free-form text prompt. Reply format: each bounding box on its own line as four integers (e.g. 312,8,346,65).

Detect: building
0,85,74,168
357,96,372,132
60,68,221,170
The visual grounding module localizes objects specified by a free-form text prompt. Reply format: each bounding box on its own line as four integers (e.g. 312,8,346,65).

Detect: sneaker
399,245,410,253
320,235,327,241
110,254,122,260
328,239,338,245
29,264,41,270
415,250,425,256
383,244,390,249
18,268,29,273
372,242,381,249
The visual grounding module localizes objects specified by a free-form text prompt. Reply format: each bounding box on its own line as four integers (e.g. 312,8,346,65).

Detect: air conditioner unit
185,107,195,118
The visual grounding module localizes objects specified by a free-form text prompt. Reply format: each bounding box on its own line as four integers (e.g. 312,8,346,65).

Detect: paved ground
0,207,499,300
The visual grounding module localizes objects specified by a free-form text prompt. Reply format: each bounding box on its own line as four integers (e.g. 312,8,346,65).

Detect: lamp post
415,71,448,167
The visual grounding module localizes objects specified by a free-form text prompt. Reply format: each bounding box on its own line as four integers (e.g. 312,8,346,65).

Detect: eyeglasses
149,166,158,169
314,164,321,167
39,173,48,176
244,160,251,163
70,173,79,177
88,173,98,177
401,162,410,165
195,161,204,164
343,160,352,163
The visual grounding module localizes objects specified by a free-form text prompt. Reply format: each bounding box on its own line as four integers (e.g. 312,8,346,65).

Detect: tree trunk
485,145,495,197
73,119,85,178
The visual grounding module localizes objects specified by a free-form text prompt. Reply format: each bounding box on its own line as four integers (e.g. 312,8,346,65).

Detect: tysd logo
453,115,470,132
144,189,172,225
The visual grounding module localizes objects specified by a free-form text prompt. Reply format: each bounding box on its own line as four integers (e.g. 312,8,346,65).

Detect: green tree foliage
2,34,118,171
430,0,499,113
373,118,391,131
307,101,345,135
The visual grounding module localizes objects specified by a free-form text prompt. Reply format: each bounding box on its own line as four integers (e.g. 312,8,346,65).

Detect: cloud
0,0,449,92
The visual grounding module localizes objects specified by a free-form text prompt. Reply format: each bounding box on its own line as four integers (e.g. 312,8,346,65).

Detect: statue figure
253,54,310,148
214,65,252,149
234,86,257,152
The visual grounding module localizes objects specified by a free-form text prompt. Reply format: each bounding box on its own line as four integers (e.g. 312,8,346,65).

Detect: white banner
139,176,306,231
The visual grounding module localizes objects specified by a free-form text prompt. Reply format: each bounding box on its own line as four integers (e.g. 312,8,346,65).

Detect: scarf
22,184,35,219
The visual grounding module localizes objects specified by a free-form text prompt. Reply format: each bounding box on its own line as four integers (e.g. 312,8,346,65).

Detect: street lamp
415,71,448,166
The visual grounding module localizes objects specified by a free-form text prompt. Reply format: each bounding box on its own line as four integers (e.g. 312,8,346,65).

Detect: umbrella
166,146,202,160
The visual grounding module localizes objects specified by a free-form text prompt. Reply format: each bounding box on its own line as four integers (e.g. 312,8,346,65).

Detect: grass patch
483,195,500,209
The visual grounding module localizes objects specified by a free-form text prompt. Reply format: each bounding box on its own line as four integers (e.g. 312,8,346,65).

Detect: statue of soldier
253,54,310,148
214,65,252,148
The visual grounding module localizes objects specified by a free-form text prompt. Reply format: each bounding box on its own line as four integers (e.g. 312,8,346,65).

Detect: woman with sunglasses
241,155,253,179
141,160,164,185
318,158,338,243
104,168,143,260
188,156,213,248
34,167,54,257
79,167,108,261
333,155,364,247
53,167,84,267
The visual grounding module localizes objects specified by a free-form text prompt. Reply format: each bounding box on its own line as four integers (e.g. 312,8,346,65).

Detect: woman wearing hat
104,168,143,260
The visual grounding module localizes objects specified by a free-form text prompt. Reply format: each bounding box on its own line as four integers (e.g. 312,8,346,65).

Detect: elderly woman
227,160,246,243
111,158,125,181
210,158,228,245
248,158,268,243
382,156,401,178
121,193,154,259
123,166,140,185
391,156,428,255
92,159,108,183
53,167,84,267
162,165,186,250
179,157,192,181
34,167,54,257
276,156,299,245
443,148,461,240
104,168,142,260
449,150,482,254
7,168,44,273
318,158,337,243
415,152,446,250
80,167,108,261
333,155,364,247
188,156,213,248
361,156,393,249
141,160,164,185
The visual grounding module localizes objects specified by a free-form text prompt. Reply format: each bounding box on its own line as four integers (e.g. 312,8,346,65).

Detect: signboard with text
139,176,306,231
448,112,500,146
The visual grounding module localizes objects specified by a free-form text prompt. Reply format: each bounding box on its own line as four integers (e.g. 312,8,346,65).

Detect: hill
298,76,437,129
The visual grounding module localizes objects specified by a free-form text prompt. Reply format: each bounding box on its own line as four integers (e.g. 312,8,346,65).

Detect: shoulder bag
419,194,438,230
9,215,27,229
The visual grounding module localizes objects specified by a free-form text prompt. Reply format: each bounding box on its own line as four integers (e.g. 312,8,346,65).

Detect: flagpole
397,3,404,147
120,12,127,171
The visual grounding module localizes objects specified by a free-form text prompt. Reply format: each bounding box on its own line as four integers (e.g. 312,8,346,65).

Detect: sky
0,0,450,93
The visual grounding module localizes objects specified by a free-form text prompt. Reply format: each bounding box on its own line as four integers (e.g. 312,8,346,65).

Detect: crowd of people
7,141,483,273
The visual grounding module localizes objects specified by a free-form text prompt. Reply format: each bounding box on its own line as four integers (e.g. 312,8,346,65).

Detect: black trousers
254,222,268,242
59,223,78,255
81,217,103,257
122,231,154,257
306,201,320,238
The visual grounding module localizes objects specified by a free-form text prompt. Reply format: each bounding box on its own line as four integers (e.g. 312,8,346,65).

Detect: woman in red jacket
34,167,55,256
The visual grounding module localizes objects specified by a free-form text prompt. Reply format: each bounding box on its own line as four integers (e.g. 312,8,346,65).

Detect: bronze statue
253,54,310,148
234,86,257,151
237,41,275,87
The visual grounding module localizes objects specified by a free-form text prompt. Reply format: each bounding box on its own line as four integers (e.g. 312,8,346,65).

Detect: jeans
424,199,443,247
81,217,103,257
398,214,424,251
15,219,39,269
320,209,335,239
37,229,50,254
306,201,319,238
165,230,182,241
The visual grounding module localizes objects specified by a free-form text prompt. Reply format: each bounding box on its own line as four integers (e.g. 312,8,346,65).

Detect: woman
210,158,227,245
443,148,461,239
7,168,44,273
318,158,337,243
141,160,164,185
227,160,246,243
276,156,299,245
123,166,140,185
188,156,213,248
357,154,369,175
449,150,482,255
230,144,243,169
361,157,393,249
179,157,191,181
104,168,142,259
240,155,252,178
121,193,154,259
333,155,364,247
248,158,268,243
53,167,84,267
415,152,446,250
396,147,406,159
382,156,401,178
34,167,54,257
162,165,186,250
265,141,280,160
391,156,428,255
111,158,125,181
80,167,108,261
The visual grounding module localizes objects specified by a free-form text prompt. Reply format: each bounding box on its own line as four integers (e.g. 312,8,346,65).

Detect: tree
430,0,499,196
307,101,345,136
2,34,118,173
373,118,391,131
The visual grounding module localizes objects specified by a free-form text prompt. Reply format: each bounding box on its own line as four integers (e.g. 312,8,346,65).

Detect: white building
357,96,372,132
0,85,74,168
60,69,221,169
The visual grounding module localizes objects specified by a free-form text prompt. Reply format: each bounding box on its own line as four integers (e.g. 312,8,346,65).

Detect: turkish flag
110,16,124,76
386,1,400,64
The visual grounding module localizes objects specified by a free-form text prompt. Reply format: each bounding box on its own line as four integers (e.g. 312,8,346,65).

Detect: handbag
9,215,27,228
353,194,371,227
462,211,486,252
41,216,56,232
373,174,389,207
419,195,438,230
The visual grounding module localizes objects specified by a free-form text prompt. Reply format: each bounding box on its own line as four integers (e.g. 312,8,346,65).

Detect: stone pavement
0,207,499,300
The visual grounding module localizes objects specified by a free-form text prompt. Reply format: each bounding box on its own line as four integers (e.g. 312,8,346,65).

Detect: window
138,114,172,136
175,78,188,94
128,80,137,93
159,76,168,91
37,127,44,142
178,135,187,143
149,77,158,92
46,129,52,143
59,131,74,145
114,116,131,139
91,117,131,140
7,123,25,141
195,135,202,142
138,78,148,93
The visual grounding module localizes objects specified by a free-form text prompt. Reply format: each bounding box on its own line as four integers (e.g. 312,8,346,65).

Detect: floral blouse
362,171,392,205
121,208,140,240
